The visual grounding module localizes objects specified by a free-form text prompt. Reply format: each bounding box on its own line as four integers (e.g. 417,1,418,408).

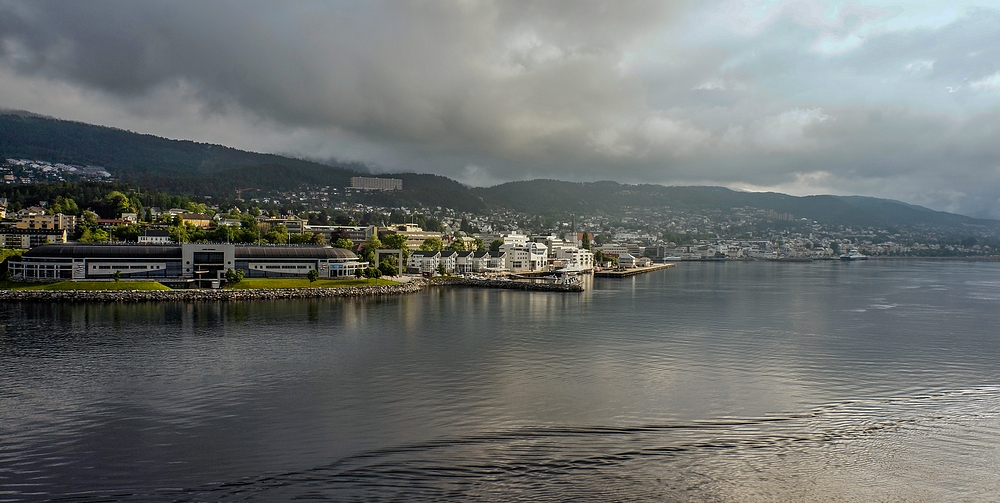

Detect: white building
407,250,441,274
138,230,172,244
501,241,548,272
618,253,637,268
552,246,594,271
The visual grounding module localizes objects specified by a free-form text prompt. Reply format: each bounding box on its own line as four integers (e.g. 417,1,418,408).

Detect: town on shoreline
3,173,998,295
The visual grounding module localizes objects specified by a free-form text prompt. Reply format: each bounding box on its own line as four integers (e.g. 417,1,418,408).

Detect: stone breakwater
0,281,427,303
432,278,584,292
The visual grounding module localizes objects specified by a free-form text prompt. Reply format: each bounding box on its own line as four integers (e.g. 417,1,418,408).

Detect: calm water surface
2,261,999,502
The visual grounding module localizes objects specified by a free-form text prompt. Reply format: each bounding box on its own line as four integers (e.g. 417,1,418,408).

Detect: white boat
840,250,868,261
554,264,585,275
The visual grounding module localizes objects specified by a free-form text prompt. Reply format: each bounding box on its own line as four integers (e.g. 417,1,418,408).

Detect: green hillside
1,111,994,231
473,180,990,230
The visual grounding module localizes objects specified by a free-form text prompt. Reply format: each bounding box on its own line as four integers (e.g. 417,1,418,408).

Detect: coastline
0,280,427,303
0,275,587,302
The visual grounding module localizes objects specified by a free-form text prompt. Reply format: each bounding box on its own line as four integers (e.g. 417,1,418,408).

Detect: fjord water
2,261,999,502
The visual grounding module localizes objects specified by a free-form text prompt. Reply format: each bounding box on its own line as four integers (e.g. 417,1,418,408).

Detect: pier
593,263,676,278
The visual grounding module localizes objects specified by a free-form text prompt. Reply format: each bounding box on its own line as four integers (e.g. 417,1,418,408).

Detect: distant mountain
473,180,995,231
1,111,995,231
0,111,357,189
0,112,486,211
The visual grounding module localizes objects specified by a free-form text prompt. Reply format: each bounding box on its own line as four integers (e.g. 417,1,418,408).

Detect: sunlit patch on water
119,388,998,503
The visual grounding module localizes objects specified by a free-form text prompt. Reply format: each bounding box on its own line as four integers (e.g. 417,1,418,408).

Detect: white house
439,250,458,273
138,229,172,244
618,253,637,268
407,250,440,274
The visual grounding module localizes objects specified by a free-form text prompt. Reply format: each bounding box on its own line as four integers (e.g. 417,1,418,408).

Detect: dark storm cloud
1,1,1000,218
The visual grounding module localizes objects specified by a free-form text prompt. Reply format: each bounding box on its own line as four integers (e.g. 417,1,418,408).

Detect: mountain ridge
1,112,995,232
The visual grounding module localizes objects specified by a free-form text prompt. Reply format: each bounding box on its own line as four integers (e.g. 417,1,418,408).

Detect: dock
593,263,676,278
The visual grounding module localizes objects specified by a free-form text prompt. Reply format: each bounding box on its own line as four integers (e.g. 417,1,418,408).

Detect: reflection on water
2,260,1000,502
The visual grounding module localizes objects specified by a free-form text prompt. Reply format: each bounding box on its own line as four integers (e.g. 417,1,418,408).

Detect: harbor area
593,262,676,277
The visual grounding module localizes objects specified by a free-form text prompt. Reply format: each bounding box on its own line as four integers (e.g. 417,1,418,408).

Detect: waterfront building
551,246,594,271
406,250,441,274
501,241,548,272
10,243,364,282
439,250,458,273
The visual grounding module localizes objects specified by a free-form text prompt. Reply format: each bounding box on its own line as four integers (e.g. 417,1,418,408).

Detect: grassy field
227,278,401,289
1,281,172,291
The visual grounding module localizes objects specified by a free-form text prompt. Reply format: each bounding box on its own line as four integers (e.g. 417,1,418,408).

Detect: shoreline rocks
0,276,586,303
0,281,427,303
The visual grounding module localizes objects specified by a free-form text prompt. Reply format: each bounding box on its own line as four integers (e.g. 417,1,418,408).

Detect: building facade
10,244,365,281
349,177,403,191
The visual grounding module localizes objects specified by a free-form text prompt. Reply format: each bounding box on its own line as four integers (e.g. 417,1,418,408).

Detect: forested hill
0,111,359,191
2,111,996,231
473,180,993,230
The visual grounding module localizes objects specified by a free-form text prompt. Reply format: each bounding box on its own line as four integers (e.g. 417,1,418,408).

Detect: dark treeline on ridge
2,111,998,233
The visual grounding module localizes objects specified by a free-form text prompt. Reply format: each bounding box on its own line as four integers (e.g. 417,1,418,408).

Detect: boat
554,264,585,275
840,250,868,261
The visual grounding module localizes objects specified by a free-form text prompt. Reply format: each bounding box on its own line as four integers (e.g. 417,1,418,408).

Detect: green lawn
227,278,401,289
2,281,172,291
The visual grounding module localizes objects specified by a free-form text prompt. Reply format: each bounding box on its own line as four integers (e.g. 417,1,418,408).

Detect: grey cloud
1,1,1000,218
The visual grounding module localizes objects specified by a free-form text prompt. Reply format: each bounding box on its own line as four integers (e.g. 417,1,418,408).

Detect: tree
489,239,503,252
49,196,80,215
225,268,245,285
580,232,591,250
289,232,314,245
381,233,408,251
79,228,110,243
473,238,486,252
104,191,133,214
307,269,319,282
448,238,466,251
168,224,190,243
333,237,354,249
264,225,289,244
112,270,121,282
354,267,363,279
111,224,142,242
364,235,383,252
436,263,447,276
378,258,398,277
419,237,444,251
310,232,327,245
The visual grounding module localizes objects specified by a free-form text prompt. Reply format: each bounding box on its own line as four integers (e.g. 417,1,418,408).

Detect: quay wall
432,278,583,292
0,281,426,303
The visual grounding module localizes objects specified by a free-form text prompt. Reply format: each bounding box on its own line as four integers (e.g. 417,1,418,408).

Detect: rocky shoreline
0,281,427,303
0,276,587,303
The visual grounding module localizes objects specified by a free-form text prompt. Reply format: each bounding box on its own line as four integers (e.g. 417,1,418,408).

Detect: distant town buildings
349,177,402,191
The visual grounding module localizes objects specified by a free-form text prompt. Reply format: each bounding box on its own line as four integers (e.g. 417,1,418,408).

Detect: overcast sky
2,1,1000,218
